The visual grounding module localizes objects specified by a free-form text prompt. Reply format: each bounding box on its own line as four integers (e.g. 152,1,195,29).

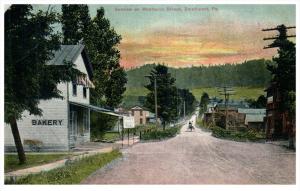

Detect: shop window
83,87,87,98
72,83,77,96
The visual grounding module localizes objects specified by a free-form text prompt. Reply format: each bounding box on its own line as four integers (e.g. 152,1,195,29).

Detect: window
140,118,143,124
140,110,143,116
83,87,87,98
72,83,77,96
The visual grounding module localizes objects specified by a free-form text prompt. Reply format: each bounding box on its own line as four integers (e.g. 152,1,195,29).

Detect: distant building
130,106,150,125
238,108,266,130
215,100,249,113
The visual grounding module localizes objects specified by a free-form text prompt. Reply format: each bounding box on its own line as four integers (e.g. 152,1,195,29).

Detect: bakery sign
32,119,63,126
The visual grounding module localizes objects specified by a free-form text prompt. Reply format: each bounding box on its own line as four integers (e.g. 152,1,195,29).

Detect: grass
6,150,122,184
5,153,72,173
122,86,265,108
92,132,120,143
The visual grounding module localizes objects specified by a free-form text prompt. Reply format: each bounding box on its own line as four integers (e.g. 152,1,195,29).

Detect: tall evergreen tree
61,4,90,44
178,88,197,117
200,92,210,113
144,64,178,128
5,5,79,163
267,32,295,115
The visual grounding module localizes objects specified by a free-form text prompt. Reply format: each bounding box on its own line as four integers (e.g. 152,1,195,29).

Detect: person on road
189,121,194,131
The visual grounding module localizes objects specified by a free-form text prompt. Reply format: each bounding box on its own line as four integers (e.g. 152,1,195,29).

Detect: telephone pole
218,86,235,129
262,24,295,49
183,100,186,119
145,75,158,128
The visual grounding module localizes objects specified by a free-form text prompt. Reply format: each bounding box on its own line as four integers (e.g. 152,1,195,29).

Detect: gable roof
131,105,149,110
238,108,266,115
47,45,93,79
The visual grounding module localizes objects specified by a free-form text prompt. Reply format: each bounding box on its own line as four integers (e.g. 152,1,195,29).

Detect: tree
177,88,197,117
144,64,178,128
245,95,267,108
5,5,79,163
61,5,91,44
267,32,295,116
105,67,127,107
200,92,209,113
61,6,127,107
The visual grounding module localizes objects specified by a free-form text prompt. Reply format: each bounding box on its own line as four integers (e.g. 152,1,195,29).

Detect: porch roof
69,101,123,117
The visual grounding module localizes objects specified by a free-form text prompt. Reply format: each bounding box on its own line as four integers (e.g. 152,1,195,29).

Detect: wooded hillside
126,59,272,88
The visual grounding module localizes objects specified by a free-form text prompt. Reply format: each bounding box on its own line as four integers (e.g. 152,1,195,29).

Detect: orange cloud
119,19,278,69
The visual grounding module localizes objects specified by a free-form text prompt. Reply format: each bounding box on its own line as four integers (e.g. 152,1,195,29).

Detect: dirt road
83,115,295,184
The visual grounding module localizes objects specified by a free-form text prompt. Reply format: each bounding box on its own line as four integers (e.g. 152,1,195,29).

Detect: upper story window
140,110,143,116
83,87,87,98
72,83,77,96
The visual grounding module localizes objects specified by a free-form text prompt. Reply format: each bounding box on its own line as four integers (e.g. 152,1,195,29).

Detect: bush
211,126,265,142
141,126,180,140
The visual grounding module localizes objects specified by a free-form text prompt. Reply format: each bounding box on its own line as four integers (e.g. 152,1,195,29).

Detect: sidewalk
5,136,140,181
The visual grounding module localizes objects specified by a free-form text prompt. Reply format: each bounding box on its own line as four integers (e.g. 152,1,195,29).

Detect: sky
32,4,296,69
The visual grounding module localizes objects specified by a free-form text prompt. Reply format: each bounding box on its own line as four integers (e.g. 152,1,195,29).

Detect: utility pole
218,86,235,129
154,77,158,128
262,24,295,49
145,75,158,128
183,100,186,119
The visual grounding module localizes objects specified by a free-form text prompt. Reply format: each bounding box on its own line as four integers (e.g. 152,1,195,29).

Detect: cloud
119,14,278,69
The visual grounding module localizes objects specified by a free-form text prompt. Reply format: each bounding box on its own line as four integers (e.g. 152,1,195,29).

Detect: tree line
127,59,272,88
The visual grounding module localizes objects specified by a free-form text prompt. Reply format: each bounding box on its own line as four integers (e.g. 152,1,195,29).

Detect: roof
47,45,93,79
216,101,249,109
238,108,266,115
131,105,148,110
69,101,123,117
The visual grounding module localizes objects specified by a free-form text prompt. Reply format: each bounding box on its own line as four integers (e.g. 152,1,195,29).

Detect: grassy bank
197,119,265,142
5,153,72,173
6,150,122,184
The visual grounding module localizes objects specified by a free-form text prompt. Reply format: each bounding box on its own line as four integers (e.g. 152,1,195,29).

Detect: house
238,108,266,130
5,44,122,152
146,112,156,123
265,83,295,140
130,106,150,125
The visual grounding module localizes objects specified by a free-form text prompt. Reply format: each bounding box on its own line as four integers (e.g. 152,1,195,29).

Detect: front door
69,111,78,148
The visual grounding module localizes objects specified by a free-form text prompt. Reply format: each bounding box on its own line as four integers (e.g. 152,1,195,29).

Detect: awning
69,101,123,117
76,75,95,88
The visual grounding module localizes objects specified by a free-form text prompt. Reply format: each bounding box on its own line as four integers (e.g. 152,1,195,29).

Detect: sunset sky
34,4,296,69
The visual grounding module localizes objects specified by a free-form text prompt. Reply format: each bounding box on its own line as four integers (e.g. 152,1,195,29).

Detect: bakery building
5,44,121,152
